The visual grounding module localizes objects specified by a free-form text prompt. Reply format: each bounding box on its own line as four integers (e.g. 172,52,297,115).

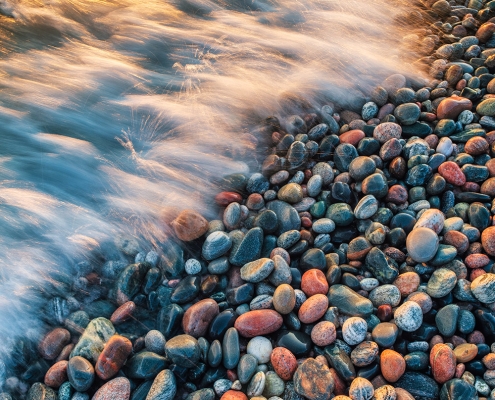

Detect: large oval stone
234,310,283,338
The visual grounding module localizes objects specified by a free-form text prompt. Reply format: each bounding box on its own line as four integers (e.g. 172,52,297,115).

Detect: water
0,0,424,385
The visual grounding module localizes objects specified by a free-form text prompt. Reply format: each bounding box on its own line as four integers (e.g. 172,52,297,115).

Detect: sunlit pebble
185,259,202,275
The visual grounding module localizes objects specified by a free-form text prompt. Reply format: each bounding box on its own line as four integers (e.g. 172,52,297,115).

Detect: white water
0,0,424,388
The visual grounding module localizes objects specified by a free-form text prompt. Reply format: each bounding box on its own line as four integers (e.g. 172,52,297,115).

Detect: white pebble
436,137,453,157
247,336,273,364
185,258,202,275
342,317,367,345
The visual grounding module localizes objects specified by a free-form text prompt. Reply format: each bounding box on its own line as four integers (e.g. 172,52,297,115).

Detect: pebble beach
10,0,495,399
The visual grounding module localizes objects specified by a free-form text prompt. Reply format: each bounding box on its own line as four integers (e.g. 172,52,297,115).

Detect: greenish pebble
435,304,459,337
326,203,354,226
426,268,457,298
429,245,457,266
70,317,115,362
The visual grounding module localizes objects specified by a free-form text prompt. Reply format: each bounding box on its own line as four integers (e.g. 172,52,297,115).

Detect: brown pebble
395,387,415,400
44,360,68,388
273,284,296,315
38,328,71,361
171,209,209,241
482,226,495,256
298,294,329,324
110,301,136,325
430,343,456,384
182,298,219,338
55,343,74,362
215,192,243,207
311,321,336,346
380,349,405,383
443,230,469,254
483,353,495,370
340,129,365,146
453,343,478,363
481,177,495,196
393,272,420,297
377,305,393,322
465,136,489,155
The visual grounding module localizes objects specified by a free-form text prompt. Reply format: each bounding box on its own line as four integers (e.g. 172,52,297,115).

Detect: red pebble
462,182,480,192
95,335,133,380
430,343,456,384
38,328,71,361
226,369,238,382
455,363,465,378
470,268,487,281
298,294,329,324
92,377,131,400
234,310,283,338
182,298,219,338
245,193,264,211
56,343,74,362
385,185,408,204
110,301,136,325
377,304,393,322
465,254,490,269
270,347,298,380
301,269,329,296
301,216,312,229
438,161,467,186
214,191,243,207
44,360,68,388
339,129,365,146
436,96,472,120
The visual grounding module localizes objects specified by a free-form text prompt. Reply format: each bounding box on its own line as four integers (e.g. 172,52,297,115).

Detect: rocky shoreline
8,0,495,399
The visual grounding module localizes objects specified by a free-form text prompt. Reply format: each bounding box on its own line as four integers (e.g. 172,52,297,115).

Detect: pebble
471,273,495,303
171,209,209,241
95,335,132,380
240,258,274,283
234,310,283,338
92,377,131,400
164,334,200,368
380,349,406,383
298,294,329,324
182,298,219,338
293,358,334,400
311,321,336,346
270,347,298,381
342,317,368,346
247,336,272,364
349,377,374,400
38,328,71,361
350,341,379,367
146,370,177,400
394,301,423,332
67,356,94,392
430,343,456,384
406,227,439,262
272,284,296,315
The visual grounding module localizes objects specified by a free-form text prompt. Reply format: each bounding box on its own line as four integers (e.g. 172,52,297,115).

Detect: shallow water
0,0,423,382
